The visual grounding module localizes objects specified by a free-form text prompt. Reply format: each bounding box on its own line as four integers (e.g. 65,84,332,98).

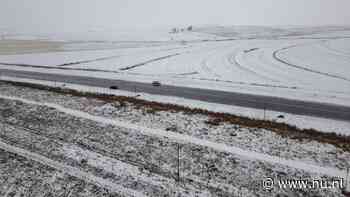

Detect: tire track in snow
318,40,350,60
197,45,235,79
228,49,279,82
0,94,347,180
199,57,221,78
119,53,181,71
321,39,350,55
0,62,123,74
0,44,190,71
254,47,305,85
273,44,350,82
57,55,121,67
0,53,192,78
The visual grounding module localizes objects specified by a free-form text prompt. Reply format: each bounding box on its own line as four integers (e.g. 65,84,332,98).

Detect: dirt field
0,40,64,55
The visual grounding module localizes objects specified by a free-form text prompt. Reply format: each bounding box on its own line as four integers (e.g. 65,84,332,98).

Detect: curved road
1,68,350,122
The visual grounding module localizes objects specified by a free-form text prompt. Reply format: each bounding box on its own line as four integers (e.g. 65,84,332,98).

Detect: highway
1,68,350,122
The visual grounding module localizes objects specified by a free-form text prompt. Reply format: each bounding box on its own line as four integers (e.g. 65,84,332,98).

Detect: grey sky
1,0,350,32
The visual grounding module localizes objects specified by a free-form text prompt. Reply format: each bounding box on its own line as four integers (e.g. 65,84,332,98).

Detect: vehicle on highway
152,81,161,87
109,85,119,90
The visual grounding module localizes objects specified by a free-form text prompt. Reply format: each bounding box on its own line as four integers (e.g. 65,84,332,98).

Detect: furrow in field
0,139,145,197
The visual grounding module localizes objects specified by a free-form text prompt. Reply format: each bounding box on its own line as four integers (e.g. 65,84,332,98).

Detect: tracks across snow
228,48,278,82
57,55,121,67
0,94,347,180
119,53,181,71
273,43,350,82
320,39,350,57
0,61,123,74
0,139,145,197
199,56,221,78
0,51,183,76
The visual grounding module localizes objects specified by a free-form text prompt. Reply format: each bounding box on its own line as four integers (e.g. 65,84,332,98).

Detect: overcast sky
1,0,350,32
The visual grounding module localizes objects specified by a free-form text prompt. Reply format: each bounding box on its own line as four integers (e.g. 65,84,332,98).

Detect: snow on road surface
0,94,348,180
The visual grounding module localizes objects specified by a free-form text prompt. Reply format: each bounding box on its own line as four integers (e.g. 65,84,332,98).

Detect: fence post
112,160,114,173
1,122,4,136
112,142,116,172
30,133,33,150
346,167,349,191
177,143,181,182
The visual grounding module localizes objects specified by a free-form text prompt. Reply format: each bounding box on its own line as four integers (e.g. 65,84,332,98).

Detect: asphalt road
1,68,350,122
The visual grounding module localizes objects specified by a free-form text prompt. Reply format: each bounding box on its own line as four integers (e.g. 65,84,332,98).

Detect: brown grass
1,80,349,152
0,40,64,55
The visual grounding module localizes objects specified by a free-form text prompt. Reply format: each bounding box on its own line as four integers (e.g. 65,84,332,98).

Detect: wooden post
1,122,4,136
177,143,181,182
346,167,349,191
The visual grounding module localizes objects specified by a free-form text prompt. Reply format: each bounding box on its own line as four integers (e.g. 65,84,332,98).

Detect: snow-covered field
0,82,349,196
1,26,350,195
1,26,350,107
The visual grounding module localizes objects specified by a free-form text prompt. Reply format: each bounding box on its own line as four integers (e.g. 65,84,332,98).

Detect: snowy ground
0,82,349,196
2,75,350,136
1,26,350,107
0,27,349,196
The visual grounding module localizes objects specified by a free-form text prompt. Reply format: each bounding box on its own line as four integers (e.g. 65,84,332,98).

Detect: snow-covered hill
1,26,350,106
